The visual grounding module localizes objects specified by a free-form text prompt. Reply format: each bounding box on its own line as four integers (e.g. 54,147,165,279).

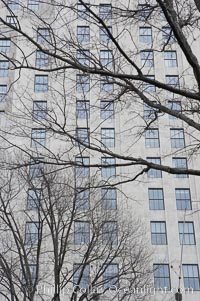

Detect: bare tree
0,0,200,180
0,166,152,301
0,1,200,300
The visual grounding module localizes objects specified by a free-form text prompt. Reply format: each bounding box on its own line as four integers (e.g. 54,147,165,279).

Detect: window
100,50,113,67
166,75,179,88
74,221,90,245
77,26,90,43
29,159,44,179
31,129,46,148
143,75,156,92
101,128,115,147
77,50,90,66
6,16,18,26
0,61,9,77
162,26,175,44
75,157,90,178
28,0,39,10
76,74,90,93
103,264,118,289
27,189,41,210
101,157,116,178
172,158,188,178
76,100,90,119
100,26,112,43
154,264,171,290
170,129,185,148
99,4,112,20
183,265,200,291
140,50,154,67
102,221,118,245
139,27,152,43
176,189,192,210
75,188,90,211
164,51,177,67
0,85,7,101
143,102,157,120
8,0,19,10
100,76,113,92
33,101,47,120
37,28,51,44
168,101,181,119
101,101,114,119
178,222,195,245
73,264,90,288
76,128,90,146
34,75,48,92
25,222,39,245
0,39,11,53
145,129,159,148
101,188,117,210
137,4,151,20
77,2,90,20
147,157,162,178
24,264,37,284
149,189,164,210
151,222,167,245
35,51,49,67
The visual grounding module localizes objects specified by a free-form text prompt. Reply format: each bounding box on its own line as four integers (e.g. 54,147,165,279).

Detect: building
0,0,200,300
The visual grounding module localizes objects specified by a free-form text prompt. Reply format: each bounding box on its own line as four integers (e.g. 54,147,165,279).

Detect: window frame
164,51,177,67
77,26,90,43
140,50,154,67
74,221,90,245
101,187,117,210
147,157,162,178
139,27,152,43
101,157,116,178
76,74,90,93
31,128,46,148
25,221,39,245
148,188,165,210
100,101,114,119
178,222,196,245
182,264,200,291
170,129,185,148
153,264,171,290
101,128,115,147
99,4,112,20
145,128,160,148
34,75,48,92
176,189,192,210
151,221,167,245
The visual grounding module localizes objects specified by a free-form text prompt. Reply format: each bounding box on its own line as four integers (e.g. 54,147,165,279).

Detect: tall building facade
0,0,200,300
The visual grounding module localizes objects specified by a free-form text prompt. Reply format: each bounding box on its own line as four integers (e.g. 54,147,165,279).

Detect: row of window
24,261,200,291
74,127,186,148
0,75,179,96
151,221,196,245
24,220,118,246
28,156,187,180
24,219,196,247
144,101,182,120
154,264,200,291
27,187,117,211
149,188,192,210
6,0,40,10
6,1,112,20
27,186,191,212
145,128,185,148
27,187,191,212
139,26,175,44
147,157,188,178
